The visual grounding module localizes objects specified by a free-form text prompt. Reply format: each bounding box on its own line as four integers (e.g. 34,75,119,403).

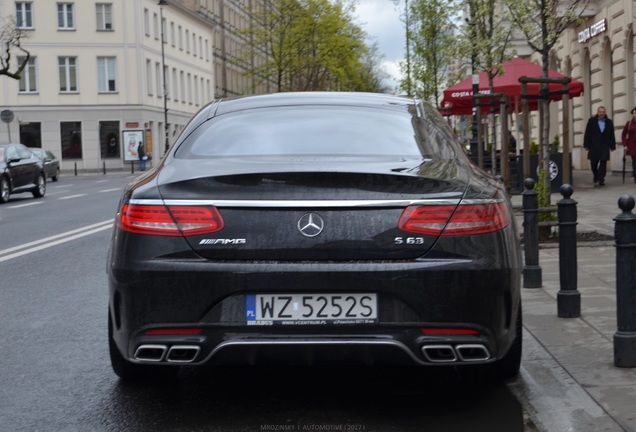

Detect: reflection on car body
0,143,47,203
107,92,522,382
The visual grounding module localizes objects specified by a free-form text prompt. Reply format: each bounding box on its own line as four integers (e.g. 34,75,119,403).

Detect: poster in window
123,130,144,162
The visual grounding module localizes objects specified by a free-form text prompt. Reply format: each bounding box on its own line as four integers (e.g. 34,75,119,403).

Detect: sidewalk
508,169,636,432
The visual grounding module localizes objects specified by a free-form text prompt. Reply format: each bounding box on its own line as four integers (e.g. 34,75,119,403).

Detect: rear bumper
109,258,521,367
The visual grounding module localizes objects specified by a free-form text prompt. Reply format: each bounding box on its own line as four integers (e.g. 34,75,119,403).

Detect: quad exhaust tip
421,344,490,363
166,345,200,363
134,344,200,363
134,344,168,362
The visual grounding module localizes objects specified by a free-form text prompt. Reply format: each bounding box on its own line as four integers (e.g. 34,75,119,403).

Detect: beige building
549,0,635,172
0,0,217,171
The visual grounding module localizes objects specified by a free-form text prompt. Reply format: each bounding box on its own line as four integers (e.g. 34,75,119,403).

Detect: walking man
584,106,616,186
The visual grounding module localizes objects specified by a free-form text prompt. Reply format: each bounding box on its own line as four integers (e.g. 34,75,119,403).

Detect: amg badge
199,238,246,245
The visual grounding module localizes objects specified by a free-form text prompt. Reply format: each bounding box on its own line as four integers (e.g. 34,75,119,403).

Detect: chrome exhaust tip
421,344,457,363
134,344,167,362
455,344,490,361
166,345,201,363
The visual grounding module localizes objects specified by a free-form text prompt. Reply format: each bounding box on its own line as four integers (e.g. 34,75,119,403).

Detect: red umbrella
440,57,584,115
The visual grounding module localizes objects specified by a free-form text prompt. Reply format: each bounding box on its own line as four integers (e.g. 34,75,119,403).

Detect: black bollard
131,161,134,174
74,162,77,176
614,195,636,367
103,161,106,175
522,178,542,288
557,184,580,317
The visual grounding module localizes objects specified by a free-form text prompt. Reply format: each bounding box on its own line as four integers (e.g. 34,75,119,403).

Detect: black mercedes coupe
107,92,522,381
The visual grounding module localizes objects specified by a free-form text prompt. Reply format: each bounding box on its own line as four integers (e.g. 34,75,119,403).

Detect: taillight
398,202,510,236
118,204,224,236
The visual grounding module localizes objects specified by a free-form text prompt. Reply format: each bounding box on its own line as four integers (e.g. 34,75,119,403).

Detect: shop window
100,121,120,158
19,122,41,148
61,121,82,159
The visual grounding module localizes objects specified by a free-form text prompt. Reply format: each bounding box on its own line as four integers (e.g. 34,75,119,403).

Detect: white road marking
0,219,114,263
59,194,87,200
6,202,42,209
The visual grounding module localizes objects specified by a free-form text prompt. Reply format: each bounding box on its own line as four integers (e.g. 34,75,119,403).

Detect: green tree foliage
407,0,459,106
241,0,385,93
0,17,31,79
461,0,515,174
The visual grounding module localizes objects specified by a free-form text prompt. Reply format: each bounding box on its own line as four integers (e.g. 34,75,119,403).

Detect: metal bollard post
557,184,580,317
74,162,77,176
103,161,106,175
522,178,542,288
614,195,636,367
131,161,134,174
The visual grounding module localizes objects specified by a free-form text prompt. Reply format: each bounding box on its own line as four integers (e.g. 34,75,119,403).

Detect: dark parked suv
0,143,47,203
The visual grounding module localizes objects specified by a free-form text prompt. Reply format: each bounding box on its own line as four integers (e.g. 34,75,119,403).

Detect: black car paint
0,143,47,203
108,92,522,379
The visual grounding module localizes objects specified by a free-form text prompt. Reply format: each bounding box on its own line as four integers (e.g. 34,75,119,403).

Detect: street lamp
158,0,169,155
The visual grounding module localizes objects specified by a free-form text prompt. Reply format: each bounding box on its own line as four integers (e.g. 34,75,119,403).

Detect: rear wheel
0,177,9,203
491,303,523,381
32,173,46,198
108,309,179,380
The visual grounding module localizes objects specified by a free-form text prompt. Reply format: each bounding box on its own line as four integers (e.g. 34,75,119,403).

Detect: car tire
0,177,9,203
491,303,523,381
108,309,179,380
52,168,59,182
32,173,46,198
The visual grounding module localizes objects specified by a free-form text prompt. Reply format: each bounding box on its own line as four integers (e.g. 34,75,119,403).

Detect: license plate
246,293,377,325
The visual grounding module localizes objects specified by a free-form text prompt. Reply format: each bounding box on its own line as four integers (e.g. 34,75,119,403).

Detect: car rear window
175,106,458,160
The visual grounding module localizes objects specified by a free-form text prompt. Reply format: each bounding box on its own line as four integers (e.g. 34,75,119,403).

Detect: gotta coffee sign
579,19,607,44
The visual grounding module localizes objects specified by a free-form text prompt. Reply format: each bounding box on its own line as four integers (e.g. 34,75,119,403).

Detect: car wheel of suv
108,309,179,380
32,173,46,198
0,177,9,203
52,168,60,182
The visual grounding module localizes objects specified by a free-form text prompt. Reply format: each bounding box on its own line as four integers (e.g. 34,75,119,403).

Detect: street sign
1,109,14,123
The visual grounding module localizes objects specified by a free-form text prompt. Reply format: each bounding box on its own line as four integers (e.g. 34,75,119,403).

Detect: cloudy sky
352,0,406,90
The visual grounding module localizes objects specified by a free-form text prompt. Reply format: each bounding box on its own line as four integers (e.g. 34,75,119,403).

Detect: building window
16,2,33,29
178,25,183,50
172,68,178,102
97,57,117,92
61,121,82,159
57,3,75,30
19,122,41,148
146,59,153,96
58,57,78,92
170,22,175,47
144,8,149,36
155,62,161,97
17,56,37,93
185,29,190,53
164,66,170,100
99,121,120,158
153,13,158,40
96,3,113,30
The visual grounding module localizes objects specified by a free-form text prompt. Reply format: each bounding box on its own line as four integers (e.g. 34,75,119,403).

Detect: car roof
210,91,420,117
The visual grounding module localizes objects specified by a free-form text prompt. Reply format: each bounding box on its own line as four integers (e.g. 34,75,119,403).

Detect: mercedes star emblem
297,213,325,237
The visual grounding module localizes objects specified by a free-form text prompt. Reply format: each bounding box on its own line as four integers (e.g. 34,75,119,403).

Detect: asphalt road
0,172,533,432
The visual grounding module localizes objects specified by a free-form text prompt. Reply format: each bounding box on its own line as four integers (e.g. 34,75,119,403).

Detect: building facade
0,0,216,171
550,0,634,172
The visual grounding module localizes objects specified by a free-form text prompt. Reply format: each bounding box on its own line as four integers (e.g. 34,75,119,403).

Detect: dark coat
621,119,636,156
584,115,616,161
